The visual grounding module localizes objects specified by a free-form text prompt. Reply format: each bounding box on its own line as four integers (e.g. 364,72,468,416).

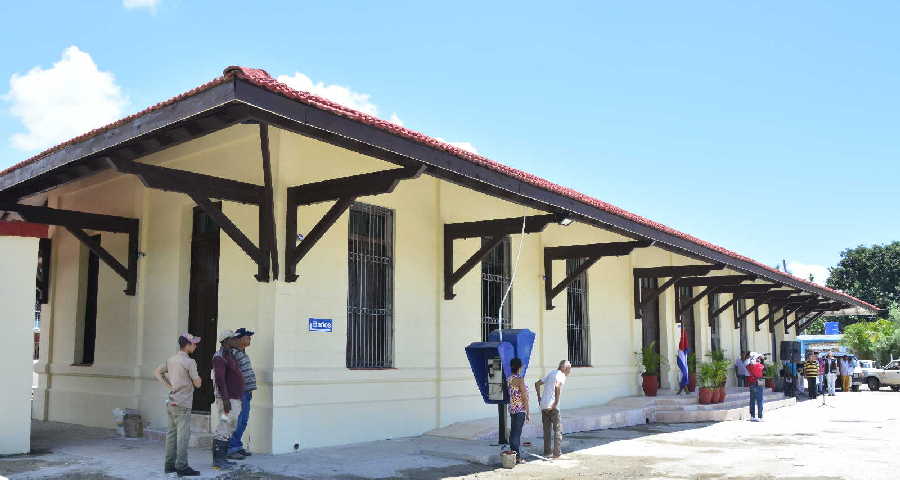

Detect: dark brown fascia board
0,75,873,311
0,79,238,194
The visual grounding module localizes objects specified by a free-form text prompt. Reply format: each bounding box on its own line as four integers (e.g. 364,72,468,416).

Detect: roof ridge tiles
0,65,879,311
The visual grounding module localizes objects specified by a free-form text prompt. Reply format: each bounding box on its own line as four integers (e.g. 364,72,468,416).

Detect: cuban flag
676,324,690,390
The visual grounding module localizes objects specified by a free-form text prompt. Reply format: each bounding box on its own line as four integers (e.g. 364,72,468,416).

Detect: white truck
859,359,900,391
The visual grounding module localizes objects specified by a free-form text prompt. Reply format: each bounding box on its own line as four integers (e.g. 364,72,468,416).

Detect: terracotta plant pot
698,387,712,404
719,387,727,403
688,374,697,393
642,375,659,397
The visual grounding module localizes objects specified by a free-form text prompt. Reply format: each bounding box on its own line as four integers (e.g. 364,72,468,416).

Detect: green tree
827,242,900,309
841,306,900,363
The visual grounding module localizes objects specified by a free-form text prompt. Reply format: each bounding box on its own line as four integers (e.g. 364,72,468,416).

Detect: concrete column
0,235,39,454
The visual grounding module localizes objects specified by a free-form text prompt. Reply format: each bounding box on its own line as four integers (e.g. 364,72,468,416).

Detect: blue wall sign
824,321,840,335
308,318,333,333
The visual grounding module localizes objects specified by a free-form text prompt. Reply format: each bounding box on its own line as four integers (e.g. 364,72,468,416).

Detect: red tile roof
0,66,879,311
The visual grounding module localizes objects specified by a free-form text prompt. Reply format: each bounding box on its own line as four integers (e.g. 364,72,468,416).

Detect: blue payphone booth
464,329,536,444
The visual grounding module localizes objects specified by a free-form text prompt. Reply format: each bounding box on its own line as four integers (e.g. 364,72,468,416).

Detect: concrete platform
427,388,797,442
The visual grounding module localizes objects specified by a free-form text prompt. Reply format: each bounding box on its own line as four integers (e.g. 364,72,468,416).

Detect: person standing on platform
746,355,765,421
803,352,820,399
227,328,257,460
154,333,202,477
734,352,749,389
839,355,852,392
506,358,530,464
211,330,244,470
825,352,839,396
535,360,572,459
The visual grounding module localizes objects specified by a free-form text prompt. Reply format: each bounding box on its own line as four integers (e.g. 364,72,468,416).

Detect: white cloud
788,261,829,285
276,72,378,116
388,113,404,126
122,0,159,10
436,138,479,154
275,71,478,154
6,46,128,152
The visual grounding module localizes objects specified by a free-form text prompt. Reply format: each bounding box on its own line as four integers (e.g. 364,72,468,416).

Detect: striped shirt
802,360,820,378
231,348,257,392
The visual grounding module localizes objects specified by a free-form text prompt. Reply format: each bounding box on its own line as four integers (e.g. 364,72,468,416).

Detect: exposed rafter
0,203,139,295
445,214,562,300
675,274,756,287
543,240,650,310
285,164,426,282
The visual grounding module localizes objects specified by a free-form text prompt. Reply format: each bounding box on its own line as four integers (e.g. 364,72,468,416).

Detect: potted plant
707,350,729,403
639,341,661,396
764,364,778,389
687,352,698,393
697,361,716,404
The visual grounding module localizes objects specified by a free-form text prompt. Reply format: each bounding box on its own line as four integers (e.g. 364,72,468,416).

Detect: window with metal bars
709,293,721,352
347,203,394,369
481,236,511,341
566,258,590,366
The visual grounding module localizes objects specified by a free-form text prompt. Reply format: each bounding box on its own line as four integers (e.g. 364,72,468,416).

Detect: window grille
566,258,590,366
481,236,511,341
709,293,721,352
347,203,394,369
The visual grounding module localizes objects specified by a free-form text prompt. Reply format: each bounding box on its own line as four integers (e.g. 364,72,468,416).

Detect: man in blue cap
227,327,257,459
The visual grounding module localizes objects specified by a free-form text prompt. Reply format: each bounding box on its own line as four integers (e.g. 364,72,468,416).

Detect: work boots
211,440,235,470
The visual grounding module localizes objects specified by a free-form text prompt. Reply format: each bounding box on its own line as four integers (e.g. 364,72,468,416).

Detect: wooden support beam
797,311,827,334
679,286,715,316
632,263,723,319
444,214,561,300
711,294,739,319
0,203,140,295
756,302,785,328
285,165,425,282
258,124,279,280
106,157,265,205
735,299,765,329
633,264,724,278
714,284,777,295
544,240,650,310
675,274,755,287
190,193,269,281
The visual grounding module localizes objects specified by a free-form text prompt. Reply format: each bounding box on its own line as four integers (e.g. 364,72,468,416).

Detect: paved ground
2,389,896,480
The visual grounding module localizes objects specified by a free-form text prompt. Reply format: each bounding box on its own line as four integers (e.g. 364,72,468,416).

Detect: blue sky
1,1,897,282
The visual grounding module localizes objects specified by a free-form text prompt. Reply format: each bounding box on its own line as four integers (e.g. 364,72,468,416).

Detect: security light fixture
558,217,574,227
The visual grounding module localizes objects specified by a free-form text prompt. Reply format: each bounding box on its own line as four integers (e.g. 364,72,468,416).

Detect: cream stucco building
0,66,877,454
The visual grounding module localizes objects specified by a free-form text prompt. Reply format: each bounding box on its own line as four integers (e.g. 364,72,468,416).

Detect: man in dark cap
227,328,257,459
212,330,244,470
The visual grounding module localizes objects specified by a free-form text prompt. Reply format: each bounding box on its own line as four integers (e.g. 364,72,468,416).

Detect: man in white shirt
535,360,572,458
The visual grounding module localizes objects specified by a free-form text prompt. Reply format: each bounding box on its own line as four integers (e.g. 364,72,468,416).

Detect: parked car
860,359,900,391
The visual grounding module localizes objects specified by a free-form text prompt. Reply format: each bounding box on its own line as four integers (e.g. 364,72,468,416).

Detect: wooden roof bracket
284,164,426,282
444,214,562,300
0,203,139,295
106,123,277,282
632,264,724,319
543,240,650,310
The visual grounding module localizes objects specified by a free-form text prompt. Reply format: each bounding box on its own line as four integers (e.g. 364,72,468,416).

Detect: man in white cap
211,330,244,470
154,332,202,477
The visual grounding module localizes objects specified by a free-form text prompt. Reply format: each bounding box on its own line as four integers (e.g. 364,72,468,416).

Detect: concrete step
191,413,211,433
654,397,796,423
655,392,786,413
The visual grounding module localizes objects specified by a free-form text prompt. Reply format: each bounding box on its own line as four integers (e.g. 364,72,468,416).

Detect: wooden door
187,206,220,412
640,278,661,382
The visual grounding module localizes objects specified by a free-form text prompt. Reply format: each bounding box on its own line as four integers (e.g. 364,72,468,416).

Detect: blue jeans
749,384,764,419
228,391,252,453
509,412,526,460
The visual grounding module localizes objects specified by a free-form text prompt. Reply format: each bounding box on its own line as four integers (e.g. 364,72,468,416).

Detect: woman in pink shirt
507,358,530,464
